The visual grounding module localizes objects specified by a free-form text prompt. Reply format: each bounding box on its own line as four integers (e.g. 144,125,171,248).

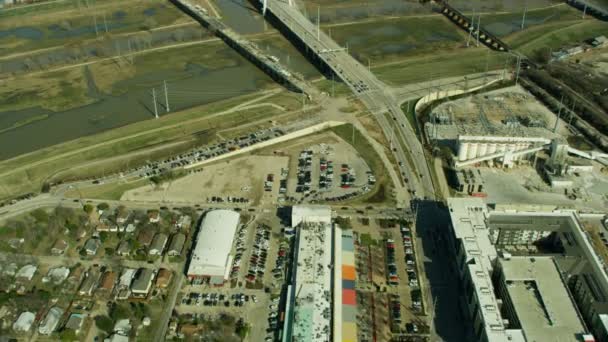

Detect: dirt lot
122,130,376,206
121,155,288,205
478,164,608,211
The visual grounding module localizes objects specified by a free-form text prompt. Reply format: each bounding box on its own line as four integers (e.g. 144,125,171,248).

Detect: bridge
256,0,437,200
437,1,509,52
170,0,314,97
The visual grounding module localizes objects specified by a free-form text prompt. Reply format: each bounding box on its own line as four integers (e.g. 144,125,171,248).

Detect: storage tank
498,143,507,153
468,142,479,159
478,143,488,157
488,143,497,154
458,142,469,161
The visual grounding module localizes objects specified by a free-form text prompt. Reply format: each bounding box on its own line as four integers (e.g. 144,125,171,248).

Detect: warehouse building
187,209,240,286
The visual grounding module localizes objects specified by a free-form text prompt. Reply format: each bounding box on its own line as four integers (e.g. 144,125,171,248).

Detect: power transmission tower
152,88,159,119
164,80,170,112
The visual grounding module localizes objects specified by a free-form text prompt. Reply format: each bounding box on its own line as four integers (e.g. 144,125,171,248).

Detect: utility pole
164,81,170,112
93,16,98,37
476,15,481,47
521,6,527,30
554,95,564,133
484,49,489,84
368,58,371,72
127,39,134,64
582,4,587,19
317,5,320,41
103,12,108,33
515,55,521,85
332,73,335,97
352,123,355,145
152,88,159,119
466,9,475,47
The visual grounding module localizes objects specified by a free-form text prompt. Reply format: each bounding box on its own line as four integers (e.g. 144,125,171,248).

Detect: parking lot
277,133,374,204
351,217,427,340
176,212,289,341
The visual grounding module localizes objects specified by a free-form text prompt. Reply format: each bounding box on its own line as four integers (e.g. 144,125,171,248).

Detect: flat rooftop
500,256,586,341
292,221,333,342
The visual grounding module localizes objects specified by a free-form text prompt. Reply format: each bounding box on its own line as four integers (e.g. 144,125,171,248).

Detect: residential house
78,269,100,296
116,268,136,300
149,233,168,256
12,312,35,332
137,229,155,247
16,265,37,282
113,319,132,336
176,215,192,230
167,233,185,257
65,313,85,335
156,269,173,289
50,239,68,255
38,307,63,335
148,211,160,223
83,238,101,255
98,271,117,294
115,209,131,225
125,223,136,234
96,221,119,233
130,268,156,298
116,241,131,256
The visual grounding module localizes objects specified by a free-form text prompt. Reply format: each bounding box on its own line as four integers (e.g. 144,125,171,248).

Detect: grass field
331,124,394,205
64,179,150,200
0,67,92,112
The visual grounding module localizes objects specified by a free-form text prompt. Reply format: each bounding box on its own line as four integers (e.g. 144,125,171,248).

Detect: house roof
156,269,173,288
137,230,155,246
99,271,116,291
131,268,155,293
168,233,186,252
65,313,84,331
150,233,168,251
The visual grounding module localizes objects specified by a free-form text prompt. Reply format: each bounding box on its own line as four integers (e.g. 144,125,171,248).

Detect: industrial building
187,209,240,286
283,206,334,342
425,89,608,170
446,198,606,342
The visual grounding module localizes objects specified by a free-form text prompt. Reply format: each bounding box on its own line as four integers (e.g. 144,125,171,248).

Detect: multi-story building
446,198,605,342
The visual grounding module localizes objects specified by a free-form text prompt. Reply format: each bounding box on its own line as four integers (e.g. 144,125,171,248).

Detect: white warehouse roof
292,205,332,227
187,210,240,279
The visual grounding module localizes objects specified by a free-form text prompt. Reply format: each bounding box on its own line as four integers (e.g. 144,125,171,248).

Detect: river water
0,1,276,161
